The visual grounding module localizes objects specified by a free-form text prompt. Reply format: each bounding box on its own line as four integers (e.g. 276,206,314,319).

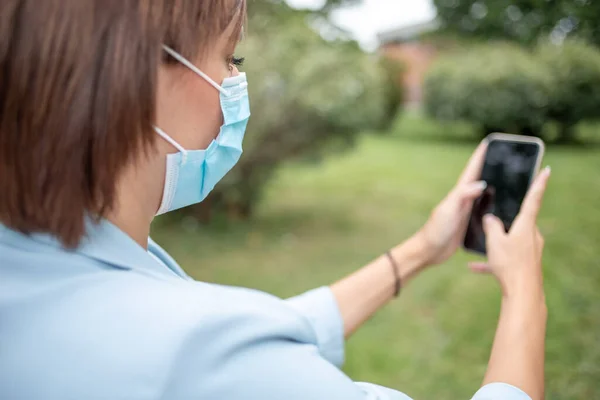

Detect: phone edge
460,133,545,256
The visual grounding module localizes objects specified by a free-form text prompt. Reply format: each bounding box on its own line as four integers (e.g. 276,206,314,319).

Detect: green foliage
424,40,600,140
538,40,600,141
424,43,553,137
379,58,406,130
434,0,600,47
181,2,403,221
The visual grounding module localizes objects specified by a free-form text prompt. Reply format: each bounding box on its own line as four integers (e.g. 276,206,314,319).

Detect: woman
0,1,550,399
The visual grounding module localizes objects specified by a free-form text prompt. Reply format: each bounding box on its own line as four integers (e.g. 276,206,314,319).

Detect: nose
229,65,240,77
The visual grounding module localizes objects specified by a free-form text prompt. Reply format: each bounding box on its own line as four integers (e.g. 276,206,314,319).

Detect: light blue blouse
0,220,531,400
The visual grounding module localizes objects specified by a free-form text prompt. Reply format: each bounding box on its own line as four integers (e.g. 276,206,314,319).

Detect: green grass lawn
152,118,600,399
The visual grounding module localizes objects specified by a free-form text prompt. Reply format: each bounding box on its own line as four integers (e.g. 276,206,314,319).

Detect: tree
434,0,600,46
424,43,553,138
424,39,600,142
538,40,600,142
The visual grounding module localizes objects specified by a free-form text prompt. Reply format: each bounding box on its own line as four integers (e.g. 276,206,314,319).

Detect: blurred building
377,20,440,108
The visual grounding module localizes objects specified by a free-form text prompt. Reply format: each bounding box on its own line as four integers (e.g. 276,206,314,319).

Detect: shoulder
94,279,327,398
116,277,316,343
1,247,317,399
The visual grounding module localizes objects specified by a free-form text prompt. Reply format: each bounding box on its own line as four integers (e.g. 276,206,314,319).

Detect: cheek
185,81,223,148
202,94,223,144
209,93,224,132
187,61,230,146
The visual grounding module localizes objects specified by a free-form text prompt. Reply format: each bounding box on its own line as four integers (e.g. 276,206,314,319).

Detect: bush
425,40,600,142
538,40,600,142
179,5,403,222
424,43,553,137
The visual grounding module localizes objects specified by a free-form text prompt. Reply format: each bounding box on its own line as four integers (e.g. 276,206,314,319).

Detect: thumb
483,214,505,241
458,180,488,202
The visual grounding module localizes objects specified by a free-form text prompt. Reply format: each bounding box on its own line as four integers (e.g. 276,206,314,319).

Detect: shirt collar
0,219,175,277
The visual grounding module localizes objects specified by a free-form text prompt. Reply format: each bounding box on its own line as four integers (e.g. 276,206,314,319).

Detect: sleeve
165,321,416,400
471,383,532,400
285,286,345,367
161,286,415,400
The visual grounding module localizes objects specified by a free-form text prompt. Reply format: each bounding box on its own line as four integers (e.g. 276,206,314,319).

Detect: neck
107,154,165,249
107,204,153,249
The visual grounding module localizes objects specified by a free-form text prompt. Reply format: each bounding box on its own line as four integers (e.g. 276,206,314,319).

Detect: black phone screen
464,139,541,254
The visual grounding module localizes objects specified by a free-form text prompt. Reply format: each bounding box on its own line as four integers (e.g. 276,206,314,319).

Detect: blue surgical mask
154,45,250,215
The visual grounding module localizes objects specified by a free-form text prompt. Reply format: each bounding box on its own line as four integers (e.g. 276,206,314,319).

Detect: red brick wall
381,42,438,106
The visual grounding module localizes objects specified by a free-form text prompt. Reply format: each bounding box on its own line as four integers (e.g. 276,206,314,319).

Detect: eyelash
231,56,245,67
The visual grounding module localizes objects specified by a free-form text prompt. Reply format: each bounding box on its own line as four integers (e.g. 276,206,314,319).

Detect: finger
457,140,488,186
516,166,551,225
458,180,487,203
483,214,505,241
468,262,491,274
536,229,545,248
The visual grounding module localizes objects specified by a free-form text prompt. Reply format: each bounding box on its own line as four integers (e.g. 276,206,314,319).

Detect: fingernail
472,180,487,190
483,214,494,224
544,165,551,175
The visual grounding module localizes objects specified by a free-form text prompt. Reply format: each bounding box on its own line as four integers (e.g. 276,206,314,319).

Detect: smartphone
463,133,545,255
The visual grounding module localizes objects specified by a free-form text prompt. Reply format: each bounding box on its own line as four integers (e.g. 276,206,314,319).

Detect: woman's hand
474,167,550,400
469,166,551,297
415,141,488,266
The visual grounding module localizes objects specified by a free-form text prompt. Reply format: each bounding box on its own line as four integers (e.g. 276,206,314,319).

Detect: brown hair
0,0,246,247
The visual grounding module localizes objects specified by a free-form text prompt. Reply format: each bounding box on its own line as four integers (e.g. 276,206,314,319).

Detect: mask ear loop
154,126,189,163
162,45,231,97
